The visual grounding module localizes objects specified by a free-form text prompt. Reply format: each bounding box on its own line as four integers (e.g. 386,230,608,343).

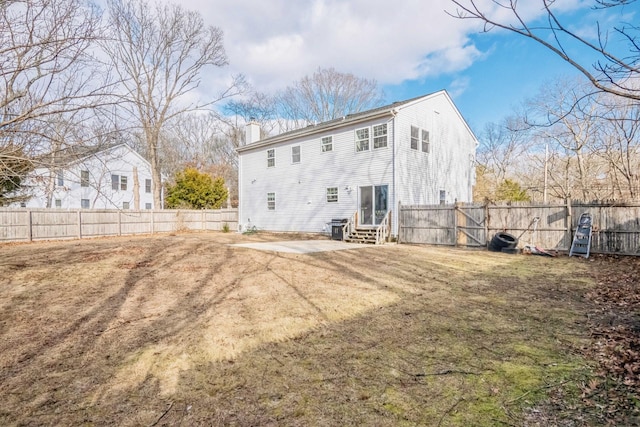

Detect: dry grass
0,232,597,426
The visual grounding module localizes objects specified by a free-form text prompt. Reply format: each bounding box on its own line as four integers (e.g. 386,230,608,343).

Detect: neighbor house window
355,127,370,152
81,199,90,209
55,199,62,208
120,176,127,191
439,190,446,205
373,124,387,149
111,174,119,190
410,126,419,150
267,149,275,167
267,192,276,210
145,203,152,210
145,179,152,193
80,170,89,187
291,146,301,164
421,129,430,153
122,201,130,210
321,136,333,152
326,187,338,203
57,171,64,186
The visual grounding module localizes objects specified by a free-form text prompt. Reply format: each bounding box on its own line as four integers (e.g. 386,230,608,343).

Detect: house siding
18,145,155,210
238,90,477,236
239,117,395,233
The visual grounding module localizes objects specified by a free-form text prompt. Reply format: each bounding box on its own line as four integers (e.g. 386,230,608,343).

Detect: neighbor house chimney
245,120,260,145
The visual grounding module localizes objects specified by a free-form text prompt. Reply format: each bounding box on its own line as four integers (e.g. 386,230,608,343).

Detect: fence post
151,210,155,234
565,198,572,249
77,210,82,239
27,210,33,242
397,201,402,244
484,203,489,248
202,210,206,230
453,202,458,246
118,211,122,236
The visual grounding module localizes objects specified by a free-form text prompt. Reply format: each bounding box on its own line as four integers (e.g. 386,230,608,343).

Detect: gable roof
35,143,149,169
237,91,458,153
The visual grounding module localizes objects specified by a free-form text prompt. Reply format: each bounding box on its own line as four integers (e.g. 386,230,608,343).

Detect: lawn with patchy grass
0,232,608,425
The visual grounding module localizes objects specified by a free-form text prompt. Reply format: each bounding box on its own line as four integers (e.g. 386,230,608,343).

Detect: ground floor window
81,199,90,209
267,192,276,210
326,187,338,203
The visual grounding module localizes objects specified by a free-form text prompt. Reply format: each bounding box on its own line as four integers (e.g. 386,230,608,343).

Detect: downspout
391,108,398,238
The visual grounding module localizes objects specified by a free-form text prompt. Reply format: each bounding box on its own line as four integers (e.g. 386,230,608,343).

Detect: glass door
359,185,388,226
359,186,373,225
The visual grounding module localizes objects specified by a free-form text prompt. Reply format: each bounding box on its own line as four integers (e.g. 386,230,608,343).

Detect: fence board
0,208,238,242
399,201,640,256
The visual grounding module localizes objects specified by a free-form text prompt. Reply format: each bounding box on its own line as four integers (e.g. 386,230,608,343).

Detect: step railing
342,211,357,240
374,210,391,244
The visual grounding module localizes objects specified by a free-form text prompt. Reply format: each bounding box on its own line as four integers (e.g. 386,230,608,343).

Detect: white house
15,143,156,210
237,90,478,239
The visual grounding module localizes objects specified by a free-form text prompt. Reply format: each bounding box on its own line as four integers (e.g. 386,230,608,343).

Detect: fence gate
455,204,487,248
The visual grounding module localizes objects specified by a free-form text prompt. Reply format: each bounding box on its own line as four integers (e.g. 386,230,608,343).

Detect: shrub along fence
398,201,640,256
0,208,238,242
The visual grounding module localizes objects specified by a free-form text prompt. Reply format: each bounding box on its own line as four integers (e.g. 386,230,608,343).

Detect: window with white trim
421,129,430,153
120,176,128,191
81,199,90,209
373,124,387,149
145,179,152,193
321,136,333,152
267,149,275,168
122,201,130,209
439,190,446,205
355,127,370,152
145,203,152,210
410,126,419,150
80,170,89,187
326,187,338,203
291,146,300,164
267,192,276,210
57,171,64,186
55,199,62,208
111,174,119,190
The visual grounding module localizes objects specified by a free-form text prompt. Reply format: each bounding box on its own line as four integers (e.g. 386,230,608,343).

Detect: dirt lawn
0,232,610,425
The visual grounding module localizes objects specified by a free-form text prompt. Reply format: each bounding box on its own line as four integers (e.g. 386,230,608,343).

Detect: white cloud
152,0,588,100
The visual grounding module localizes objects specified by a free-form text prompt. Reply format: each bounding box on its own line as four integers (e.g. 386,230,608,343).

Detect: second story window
145,179,152,193
421,130,430,153
267,149,275,168
373,124,387,149
111,174,128,191
80,170,89,187
411,126,419,150
355,128,370,152
321,136,333,152
120,176,128,191
57,171,64,186
291,146,301,164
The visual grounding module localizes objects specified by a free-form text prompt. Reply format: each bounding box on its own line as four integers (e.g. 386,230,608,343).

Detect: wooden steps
344,227,378,244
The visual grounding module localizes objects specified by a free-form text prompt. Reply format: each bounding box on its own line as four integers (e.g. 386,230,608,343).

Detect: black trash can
331,218,348,240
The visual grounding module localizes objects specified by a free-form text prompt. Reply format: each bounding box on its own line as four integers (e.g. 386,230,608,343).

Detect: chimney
245,120,260,145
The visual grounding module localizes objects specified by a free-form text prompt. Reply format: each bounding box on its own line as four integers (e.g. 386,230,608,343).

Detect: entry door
359,185,388,226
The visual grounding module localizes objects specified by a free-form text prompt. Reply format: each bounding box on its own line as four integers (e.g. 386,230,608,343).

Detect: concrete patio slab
230,240,372,254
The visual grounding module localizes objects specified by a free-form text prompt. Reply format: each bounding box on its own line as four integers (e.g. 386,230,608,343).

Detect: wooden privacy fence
0,208,238,242
398,201,640,256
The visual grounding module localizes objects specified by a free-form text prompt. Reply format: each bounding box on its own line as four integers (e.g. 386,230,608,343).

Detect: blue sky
168,0,637,136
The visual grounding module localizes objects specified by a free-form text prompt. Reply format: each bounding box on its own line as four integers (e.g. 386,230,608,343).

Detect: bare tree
276,67,385,131
0,0,104,200
449,0,640,101
103,0,244,207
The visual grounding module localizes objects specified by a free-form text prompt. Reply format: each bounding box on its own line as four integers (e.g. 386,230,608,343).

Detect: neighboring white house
237,90,478,237
15,143,156,210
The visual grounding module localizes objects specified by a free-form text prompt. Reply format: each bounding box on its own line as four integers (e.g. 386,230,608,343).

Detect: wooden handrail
375,210,391,244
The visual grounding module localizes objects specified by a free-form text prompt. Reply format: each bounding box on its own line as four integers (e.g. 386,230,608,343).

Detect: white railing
375,210,391,244
342,211,357,240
